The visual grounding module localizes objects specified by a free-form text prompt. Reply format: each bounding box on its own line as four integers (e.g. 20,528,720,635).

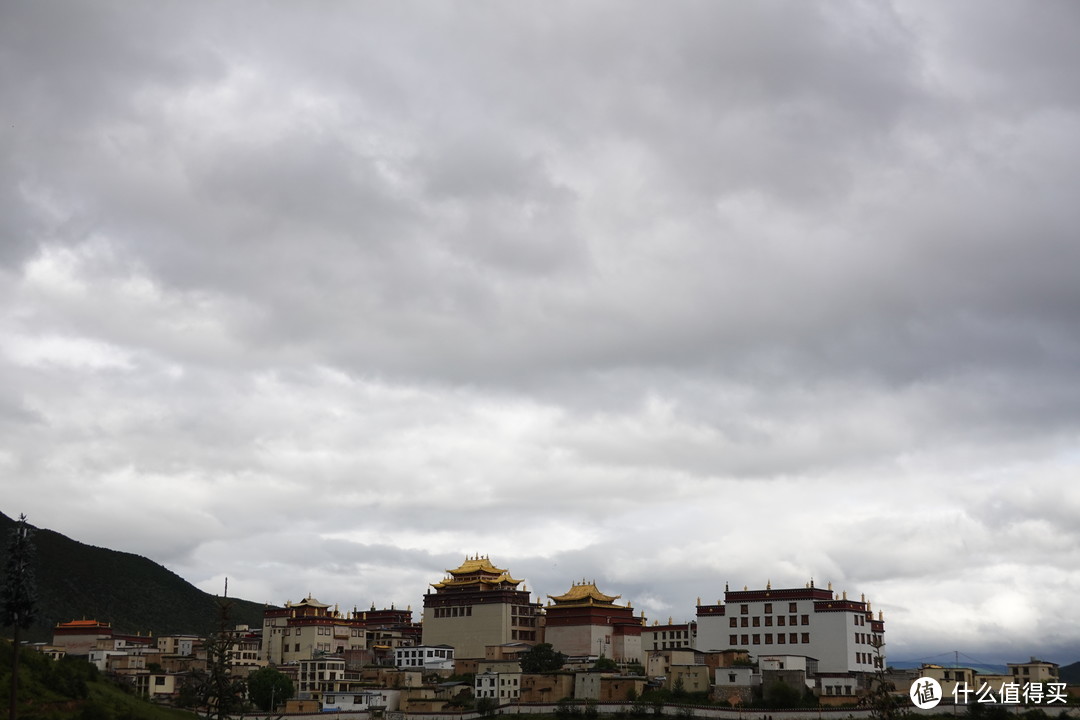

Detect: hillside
0,511,267,643
1061,660,1080,685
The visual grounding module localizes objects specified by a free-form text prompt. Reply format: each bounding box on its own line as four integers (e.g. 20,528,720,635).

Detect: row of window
432,606,473,618
729,633,811,646
740,602,800,615
730,615,809,628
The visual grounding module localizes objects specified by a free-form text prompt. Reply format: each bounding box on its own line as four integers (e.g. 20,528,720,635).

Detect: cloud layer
3,1,1079,665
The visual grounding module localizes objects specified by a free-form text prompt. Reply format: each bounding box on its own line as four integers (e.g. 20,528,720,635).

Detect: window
765,634,773,644
801,615,809,625
789,633,797,644
729,618,737,627
741,605,748,614
801,633,810,643
789,615,798,625
155,676,166,686
789,602,797,613
729,635,738,645
764,603,772,614
777,634,786,644
752,617,760,627
778,616,786,626
752,634,760,645
729,673,736,683
764,616,773,626
854,616,859,625
741,617,748,627
741,635,749,645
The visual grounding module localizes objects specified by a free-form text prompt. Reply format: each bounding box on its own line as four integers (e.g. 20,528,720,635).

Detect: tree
519,643,566,673
189,586,247,719
247,666,295,712
593,655,618,672
866,638,907,720
476,697,498,717
2,514,37,720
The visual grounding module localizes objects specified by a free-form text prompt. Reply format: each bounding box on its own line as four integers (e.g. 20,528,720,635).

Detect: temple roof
286,595,330,609
446,555,508,576
431,572,522,590
428,555,526,590
548,581,621,605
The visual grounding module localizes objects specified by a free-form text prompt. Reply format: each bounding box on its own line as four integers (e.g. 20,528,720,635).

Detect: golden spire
766,580,771,590
827,581,832,591
842,590,847,600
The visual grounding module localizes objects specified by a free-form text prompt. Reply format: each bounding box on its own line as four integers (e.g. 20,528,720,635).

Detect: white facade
696,584,884,675
394,644,455,670
474,671,521,701
715,666,761,688
322,689,400,711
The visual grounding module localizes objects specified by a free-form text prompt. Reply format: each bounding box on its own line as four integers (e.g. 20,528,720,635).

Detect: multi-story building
51,620,114,656
263,596,367,663
696,581,885,675
544,581,644,663
1008,658,1060,685
157,635,198,657
394,644,455,670
641,618,696,652
475,669,522,701
421,555,541,658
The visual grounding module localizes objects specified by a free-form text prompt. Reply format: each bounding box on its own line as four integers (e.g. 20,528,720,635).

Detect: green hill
0,511,267,643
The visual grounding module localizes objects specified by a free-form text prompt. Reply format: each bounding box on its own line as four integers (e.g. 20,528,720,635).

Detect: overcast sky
3,1,1079,667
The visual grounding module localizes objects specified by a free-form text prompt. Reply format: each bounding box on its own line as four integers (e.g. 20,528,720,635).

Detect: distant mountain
1061,661,1080,685
0,510,268,643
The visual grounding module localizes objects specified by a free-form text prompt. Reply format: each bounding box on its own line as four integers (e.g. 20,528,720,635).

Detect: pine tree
2,515,38,720
194,583,248,719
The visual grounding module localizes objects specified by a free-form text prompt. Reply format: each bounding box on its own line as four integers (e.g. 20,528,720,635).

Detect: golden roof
548,580,621,605
446,555,507,576
430,555,523,590
431,572,522,590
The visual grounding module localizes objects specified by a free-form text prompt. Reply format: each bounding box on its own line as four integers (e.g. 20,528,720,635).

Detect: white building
475,670,521,701
696,581,885,675
394,644,455,670
322,689,400,712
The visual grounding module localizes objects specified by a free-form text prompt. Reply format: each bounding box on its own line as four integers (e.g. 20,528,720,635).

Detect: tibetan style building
421,555,541,659
695,580,886,675
544,581,644,663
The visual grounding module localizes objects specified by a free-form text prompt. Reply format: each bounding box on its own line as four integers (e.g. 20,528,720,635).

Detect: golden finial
628,601,632,608
696,597,701,606
767,580,771,590
668,616,673,625
861,593,865,603
878,610,883,621
842,590,847,600
743,585,748,591
827,581,832,591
